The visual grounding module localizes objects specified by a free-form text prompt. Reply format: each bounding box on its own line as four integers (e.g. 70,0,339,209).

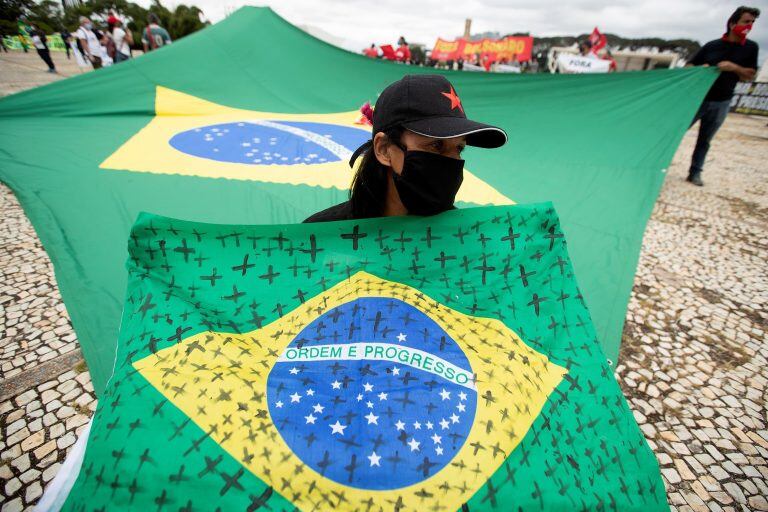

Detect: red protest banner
380,44,397,60
431,36,534,62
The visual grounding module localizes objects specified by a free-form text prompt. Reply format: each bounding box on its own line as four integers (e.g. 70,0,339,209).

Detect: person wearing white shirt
108,17,132,63
75,16,103,69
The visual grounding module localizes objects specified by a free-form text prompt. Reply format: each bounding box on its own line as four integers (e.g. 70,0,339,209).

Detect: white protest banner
557,54,611,74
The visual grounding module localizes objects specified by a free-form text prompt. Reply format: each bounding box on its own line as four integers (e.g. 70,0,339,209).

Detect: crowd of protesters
3,13,172,73
73,13,171,70
361,36,537,73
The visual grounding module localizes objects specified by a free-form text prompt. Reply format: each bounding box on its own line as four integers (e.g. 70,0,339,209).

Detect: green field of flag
63,204,667,511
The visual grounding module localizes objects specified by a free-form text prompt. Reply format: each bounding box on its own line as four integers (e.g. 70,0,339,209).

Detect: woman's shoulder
302,201,353,223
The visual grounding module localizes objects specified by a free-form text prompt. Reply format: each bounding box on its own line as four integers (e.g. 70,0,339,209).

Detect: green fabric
63,204,667,511
0,7,717,394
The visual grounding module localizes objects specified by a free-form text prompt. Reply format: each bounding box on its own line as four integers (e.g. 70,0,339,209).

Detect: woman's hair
349,126,403,219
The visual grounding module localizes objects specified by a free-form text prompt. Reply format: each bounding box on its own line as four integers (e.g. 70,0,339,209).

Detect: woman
304,74,507,222
107,16,132,63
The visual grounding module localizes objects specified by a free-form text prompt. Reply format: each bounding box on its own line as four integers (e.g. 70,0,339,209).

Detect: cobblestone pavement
0,52,766,510
0,195,80,381
0,51,86,98
616,114,768,512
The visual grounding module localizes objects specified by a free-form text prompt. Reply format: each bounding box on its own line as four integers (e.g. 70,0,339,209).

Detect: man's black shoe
686,173,704,186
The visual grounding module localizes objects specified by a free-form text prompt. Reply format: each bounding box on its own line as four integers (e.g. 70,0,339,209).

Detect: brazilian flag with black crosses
63,203,666,511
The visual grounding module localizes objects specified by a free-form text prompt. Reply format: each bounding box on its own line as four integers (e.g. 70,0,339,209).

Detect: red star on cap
441,86,464,114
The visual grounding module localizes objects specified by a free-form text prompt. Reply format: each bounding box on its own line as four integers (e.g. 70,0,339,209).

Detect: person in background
30,24,56,73
76,16,103,69
107,16,132,63
363,44,378,58
578,40,598,59
685,6,760,186
142,13,172,52
60,29,71,59
0,31,8,53
396,39,411,63
481,53,492,71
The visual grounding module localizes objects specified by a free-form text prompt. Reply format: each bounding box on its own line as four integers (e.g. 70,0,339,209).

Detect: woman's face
374,130,466,175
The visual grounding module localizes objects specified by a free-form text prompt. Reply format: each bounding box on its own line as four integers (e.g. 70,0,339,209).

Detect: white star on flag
397,333,407,342
395,420,406,431
426,421,434,430
305,414,317,424
366,401,374,409
312,403,324,413
290,392,301,403
363,382,374,392
306,388,315,396
392,367,400,376
356,393,363,401
331,380,342,390
413,421,422,430
439,418,450,430
289,367,299,375
459,391,467,401
377,392,388,401
436,446,444,455
439,389,451,401
457,403,466,412
450,414,460,424
275,401,284,408
407,438,420,452
431,433,442,444
329,421,347,435
367,451,381,467
365,412,379,425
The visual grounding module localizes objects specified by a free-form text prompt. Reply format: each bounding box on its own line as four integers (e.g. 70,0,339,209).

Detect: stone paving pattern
0,197,79,381
0,51,84,97
0,51,766,511
615,113,768,512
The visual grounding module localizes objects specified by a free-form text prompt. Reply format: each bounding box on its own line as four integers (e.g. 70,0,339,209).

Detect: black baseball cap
349,74,507,166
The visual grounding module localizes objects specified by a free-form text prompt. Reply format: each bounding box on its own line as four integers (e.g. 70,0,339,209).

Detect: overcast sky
137,0,767,63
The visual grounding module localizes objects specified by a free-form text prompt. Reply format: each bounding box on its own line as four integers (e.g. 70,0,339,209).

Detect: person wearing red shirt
396,41,411,63
363,44,378,58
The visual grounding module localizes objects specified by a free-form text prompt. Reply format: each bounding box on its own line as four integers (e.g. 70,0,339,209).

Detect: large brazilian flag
0,7,716,393
64,204,667,510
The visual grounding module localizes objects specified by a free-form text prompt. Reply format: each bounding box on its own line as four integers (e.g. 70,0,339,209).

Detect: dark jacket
303,201,354,223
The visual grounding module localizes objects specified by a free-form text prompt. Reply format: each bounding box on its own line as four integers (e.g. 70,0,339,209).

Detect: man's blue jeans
688,99,731,177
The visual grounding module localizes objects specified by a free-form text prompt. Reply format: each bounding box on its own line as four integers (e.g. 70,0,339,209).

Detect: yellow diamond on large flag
134,271,565,510
100,87,513,206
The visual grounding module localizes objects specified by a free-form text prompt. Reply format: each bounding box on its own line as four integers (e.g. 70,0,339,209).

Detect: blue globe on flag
169,120,370,166
267,297,478,490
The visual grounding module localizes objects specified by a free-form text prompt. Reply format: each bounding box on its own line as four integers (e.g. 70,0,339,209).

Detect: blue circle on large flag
168,121,370,165
267,297,478,490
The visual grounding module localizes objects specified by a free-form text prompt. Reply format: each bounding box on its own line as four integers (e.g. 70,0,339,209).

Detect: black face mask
391,150,464,216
